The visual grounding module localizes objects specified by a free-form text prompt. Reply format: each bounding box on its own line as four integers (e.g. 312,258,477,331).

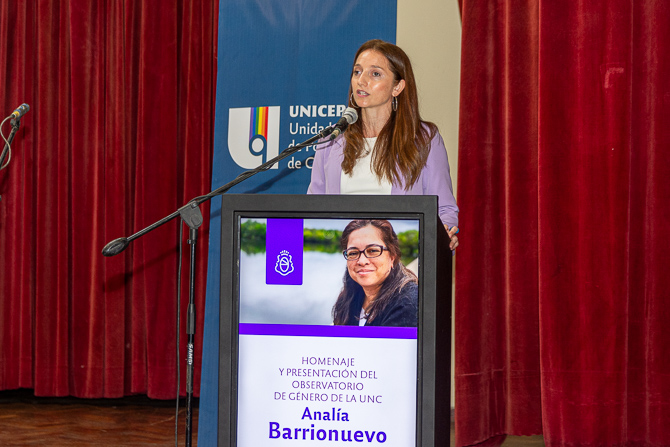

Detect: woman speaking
333,219,418,327
307,39,459,250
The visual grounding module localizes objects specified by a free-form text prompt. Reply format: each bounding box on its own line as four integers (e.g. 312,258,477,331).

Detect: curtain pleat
538,2,632,445
0,0,217,399
456,0,542,444
624,2,670,446
456,1,670,446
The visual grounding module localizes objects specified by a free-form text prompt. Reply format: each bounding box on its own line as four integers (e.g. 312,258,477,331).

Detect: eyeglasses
342,244,388,261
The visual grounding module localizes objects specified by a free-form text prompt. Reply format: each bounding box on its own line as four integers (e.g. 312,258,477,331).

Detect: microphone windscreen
342,107,358,124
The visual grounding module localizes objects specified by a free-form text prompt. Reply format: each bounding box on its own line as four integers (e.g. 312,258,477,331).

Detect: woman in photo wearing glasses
333,219,418,327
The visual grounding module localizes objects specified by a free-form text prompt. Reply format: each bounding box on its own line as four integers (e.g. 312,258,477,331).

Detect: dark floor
0,389,197,446
0,389,543,446
500,434,545,447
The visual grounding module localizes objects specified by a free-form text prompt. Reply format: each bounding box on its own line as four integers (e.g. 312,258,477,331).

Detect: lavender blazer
307,132,459,228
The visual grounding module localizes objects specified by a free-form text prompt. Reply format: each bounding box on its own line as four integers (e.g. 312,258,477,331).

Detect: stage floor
0,390,198,446
0,390,544,446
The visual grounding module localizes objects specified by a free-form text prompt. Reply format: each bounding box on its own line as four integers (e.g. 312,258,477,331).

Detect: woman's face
351,50,405,113
345,225,395,296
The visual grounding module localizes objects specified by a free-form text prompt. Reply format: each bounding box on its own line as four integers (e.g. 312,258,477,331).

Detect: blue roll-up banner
199,1,396,443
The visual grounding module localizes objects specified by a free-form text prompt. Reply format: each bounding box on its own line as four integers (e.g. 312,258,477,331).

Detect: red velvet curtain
456,1,670,446
0,0,217,399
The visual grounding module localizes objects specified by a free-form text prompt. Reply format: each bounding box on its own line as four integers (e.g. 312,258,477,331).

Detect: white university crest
275,250,294,276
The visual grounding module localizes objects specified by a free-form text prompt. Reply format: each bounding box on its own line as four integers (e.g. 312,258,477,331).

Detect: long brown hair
344,39,437,190
332,220,417,325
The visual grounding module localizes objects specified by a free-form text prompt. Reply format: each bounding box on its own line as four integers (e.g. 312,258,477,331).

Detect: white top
340,137,393,195
359,308,368,326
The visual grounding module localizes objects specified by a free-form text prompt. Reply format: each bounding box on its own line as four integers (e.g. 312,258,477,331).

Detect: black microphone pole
0,118,21,171
101,127,333,447
2,104,31,173
0,117,24,203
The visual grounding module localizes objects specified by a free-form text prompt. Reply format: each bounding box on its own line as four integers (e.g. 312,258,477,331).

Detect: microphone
102,237,131,256
329,107,358,140
10,103,30,120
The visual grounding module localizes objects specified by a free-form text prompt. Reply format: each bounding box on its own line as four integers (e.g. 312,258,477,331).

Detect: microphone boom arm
101,131,325,256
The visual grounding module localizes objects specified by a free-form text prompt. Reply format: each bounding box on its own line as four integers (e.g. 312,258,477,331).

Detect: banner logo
228,106,281,169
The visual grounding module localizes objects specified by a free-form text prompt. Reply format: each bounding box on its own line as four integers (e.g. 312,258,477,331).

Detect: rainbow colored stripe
249,106,269,140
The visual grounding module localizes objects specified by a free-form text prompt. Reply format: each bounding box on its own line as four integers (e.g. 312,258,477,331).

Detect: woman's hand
446,225,459,250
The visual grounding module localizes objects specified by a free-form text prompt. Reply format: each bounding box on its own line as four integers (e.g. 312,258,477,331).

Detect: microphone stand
0,117,22,202
101,127,334,447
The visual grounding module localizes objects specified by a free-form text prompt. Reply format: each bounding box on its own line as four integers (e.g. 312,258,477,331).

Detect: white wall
397,0,462,408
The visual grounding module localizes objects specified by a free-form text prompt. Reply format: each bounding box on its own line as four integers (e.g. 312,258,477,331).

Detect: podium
215,194,452,446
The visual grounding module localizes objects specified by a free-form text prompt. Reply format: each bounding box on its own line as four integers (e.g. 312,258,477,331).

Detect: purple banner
239,323,418,340
266,219,303,285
